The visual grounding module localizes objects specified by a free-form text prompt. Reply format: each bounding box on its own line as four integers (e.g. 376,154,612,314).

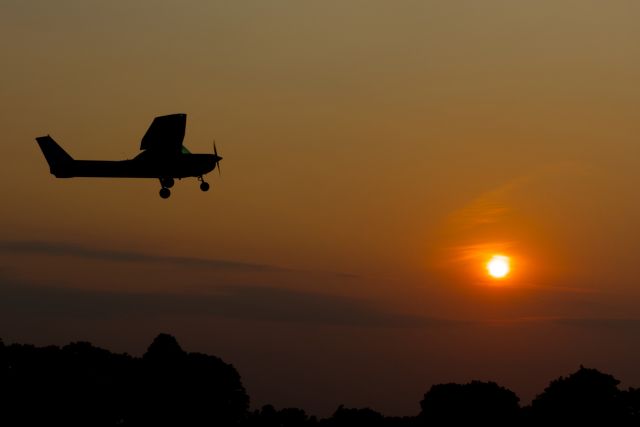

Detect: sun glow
487,255,510,279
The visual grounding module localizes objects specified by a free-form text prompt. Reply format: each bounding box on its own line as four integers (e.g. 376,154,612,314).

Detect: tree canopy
2,336,639,426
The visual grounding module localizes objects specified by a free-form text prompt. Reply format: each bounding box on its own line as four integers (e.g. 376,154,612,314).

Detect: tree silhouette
5,335,640,426
246,404,318,427
621,387,640,421
419,380,520,426
322,405,386,427
529,365,633,425
0,334,249,426
133,333,249,426
144,333,186,363
0,341,132,426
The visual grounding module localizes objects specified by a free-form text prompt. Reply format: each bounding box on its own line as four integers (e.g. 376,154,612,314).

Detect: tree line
1,333,639,426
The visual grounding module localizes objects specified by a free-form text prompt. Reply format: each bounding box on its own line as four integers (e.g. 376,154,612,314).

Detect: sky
2,0,640,416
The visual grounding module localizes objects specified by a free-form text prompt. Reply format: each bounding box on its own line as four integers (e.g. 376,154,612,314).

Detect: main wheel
159,188,171,199
160,177,175,188
200,182,210,192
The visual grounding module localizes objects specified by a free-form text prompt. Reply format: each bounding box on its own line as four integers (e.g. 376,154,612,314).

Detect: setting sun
487,255,510,279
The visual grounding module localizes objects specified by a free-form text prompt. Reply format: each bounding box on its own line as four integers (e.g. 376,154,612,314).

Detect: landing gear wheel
159,188,171,199
160,177,175,188
200,182,210,192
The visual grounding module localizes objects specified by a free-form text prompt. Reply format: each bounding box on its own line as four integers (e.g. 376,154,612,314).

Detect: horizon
1,331,632,415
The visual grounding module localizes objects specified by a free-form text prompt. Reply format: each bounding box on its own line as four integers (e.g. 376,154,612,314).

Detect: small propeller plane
35,113,222,199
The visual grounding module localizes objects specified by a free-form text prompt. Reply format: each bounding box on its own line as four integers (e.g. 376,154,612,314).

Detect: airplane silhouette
35,113,222,199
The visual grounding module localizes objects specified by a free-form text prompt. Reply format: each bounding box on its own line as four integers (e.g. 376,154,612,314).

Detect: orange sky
2,0,640,416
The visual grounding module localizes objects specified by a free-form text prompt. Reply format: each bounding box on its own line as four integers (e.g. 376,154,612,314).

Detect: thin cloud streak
1,273,636,330
0,240,286,273
479,316,640,330
445,241,518,263
0,276,456,328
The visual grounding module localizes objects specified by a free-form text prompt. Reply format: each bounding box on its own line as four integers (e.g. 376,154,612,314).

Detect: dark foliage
419,380,520,426
321,405,386,427
528,365,638,425
0,334,248,426
3,335,640,426
245,404,318,427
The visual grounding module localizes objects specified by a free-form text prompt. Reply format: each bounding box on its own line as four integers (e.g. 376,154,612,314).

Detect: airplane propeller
213,140,222,176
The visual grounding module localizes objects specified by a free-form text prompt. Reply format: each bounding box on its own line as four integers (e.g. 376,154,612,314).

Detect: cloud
475,316,640,331
551,317,640,330
3,272,634,331
446,179,522,231
0,240,285,273
444,241,517,264
446,162,594,233
0,275,454,328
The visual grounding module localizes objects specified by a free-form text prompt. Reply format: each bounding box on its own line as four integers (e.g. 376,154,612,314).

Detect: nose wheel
198,176,210,192
159,187,171,199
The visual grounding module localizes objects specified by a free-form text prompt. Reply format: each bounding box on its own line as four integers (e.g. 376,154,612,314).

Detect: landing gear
159,187,171,199
159,177,174,199
198,176,210,192
156,176,210,197
160,177,175,188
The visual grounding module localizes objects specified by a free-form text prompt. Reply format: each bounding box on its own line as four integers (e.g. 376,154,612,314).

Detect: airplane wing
140,113,186,152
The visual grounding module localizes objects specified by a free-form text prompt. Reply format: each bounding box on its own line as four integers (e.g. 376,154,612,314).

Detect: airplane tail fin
35,135,74,177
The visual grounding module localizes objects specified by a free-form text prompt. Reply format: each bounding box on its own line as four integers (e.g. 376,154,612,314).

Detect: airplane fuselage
52,154,217,179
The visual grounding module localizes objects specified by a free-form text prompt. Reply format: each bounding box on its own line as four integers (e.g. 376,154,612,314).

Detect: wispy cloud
1,274,634,330
0,240,285,273
0,276,456,328
551,317,640,330
446,179,522,231
444,241,517,264
474,316,640,331
446,162,594,233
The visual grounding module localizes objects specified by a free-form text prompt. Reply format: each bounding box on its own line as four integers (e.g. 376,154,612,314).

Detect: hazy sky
2,0,640,416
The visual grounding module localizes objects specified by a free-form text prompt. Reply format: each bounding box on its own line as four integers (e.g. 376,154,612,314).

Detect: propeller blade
213,139,221,176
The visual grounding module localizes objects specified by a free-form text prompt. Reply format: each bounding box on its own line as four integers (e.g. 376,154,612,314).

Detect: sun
487,255,510,279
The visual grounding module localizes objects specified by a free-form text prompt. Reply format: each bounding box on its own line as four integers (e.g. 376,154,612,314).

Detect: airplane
35,113,222,199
